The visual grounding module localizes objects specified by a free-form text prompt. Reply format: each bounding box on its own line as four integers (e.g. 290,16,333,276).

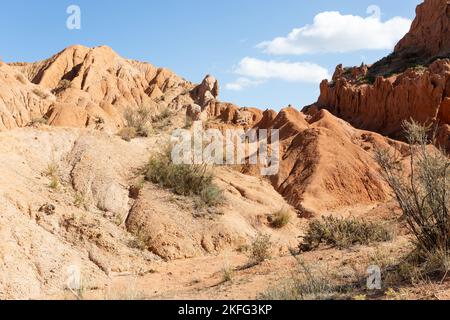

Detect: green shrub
145,150,223,207
300,216,394,251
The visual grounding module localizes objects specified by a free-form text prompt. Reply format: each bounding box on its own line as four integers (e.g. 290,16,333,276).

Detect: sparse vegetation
300,216,394,251
32,87,50,99
129,224,149,251
49,175,60,190
118,127,137,142
123,106,152,138
270,208,291,229
375,120,450,281
248,233,272,265
260,258,341,300
74,193,87,209
43,162,61,190
151,108,173,130
152,108,172,123
29,117,48,126
222,266,235,283
145,146,223,207
44,162,58,178
52,79,71,94
410,64,427,73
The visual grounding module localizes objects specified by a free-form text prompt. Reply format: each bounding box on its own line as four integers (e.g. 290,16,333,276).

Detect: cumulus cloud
235,57,329,82
257,5,412,55
225,57,329,91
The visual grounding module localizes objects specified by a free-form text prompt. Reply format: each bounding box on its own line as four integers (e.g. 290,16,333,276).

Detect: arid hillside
0,0,449,300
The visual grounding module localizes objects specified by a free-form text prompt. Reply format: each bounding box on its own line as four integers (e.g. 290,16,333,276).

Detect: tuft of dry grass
222,266,235,283
32,88,50,99
260,258,342,300
44,162,61,190
73,193,87,209
270,208,291,229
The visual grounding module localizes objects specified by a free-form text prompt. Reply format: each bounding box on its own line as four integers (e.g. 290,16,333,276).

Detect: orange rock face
3,45,197,132
395,0,450,59
313,0,450,151
250,108,401,216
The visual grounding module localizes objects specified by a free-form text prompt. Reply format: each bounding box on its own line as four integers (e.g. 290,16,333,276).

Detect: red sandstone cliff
311,0,450,151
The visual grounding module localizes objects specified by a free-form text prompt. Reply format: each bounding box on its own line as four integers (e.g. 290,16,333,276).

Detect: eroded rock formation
311,0,450,151
3,45,197,132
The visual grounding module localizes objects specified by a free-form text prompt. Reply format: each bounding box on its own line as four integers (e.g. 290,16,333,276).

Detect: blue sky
0,0,421,110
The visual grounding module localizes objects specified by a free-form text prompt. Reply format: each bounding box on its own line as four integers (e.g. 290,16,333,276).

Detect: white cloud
225,57,329,91
225,77,264,91
257,5,412,55
236,57,329,82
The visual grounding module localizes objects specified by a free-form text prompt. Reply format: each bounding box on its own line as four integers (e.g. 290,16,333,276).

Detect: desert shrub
145,148,223,207
152,108,172,123
123,106,152,137
29,117,48,126
300,216,394,251
270,208,291,229
260,258,340,300
118,127,137,142
52,79,72,94
151,108,173,131
248,233,272,265
375,120,449,268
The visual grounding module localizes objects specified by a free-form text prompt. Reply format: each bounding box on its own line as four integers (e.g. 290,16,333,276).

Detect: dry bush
73,193,87,209
260,258,341,300
248,233,272,265
29,117,48,126
123,106,152,137
270,208,291,229
118,127,137,142
152,108,172,123
145,146,223,207
52,79,72,94
375,120,449,279
300,216,394,251
32,88,50,99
